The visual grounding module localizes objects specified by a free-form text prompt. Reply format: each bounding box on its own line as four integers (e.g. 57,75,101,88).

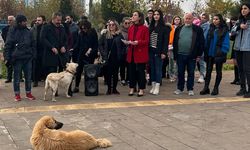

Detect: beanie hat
16,15,27,24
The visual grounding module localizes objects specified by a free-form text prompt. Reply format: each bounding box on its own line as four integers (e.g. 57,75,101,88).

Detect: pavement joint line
0,97,249,114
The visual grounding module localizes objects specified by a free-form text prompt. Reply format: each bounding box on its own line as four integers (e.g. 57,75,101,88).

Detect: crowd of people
0,2,250,101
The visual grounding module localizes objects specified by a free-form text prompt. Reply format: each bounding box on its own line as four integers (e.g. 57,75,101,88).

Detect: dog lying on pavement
44,62,78,101
30,116,112,150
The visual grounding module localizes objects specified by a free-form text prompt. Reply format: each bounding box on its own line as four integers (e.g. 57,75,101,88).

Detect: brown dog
30,116,112,150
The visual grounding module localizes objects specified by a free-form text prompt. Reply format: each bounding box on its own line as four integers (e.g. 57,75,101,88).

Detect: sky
179,0,239,13
178,0,205,13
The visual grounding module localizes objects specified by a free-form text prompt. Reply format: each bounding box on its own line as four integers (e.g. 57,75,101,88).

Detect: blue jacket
232,19,250,51
208,29,230,57
200,21,210,41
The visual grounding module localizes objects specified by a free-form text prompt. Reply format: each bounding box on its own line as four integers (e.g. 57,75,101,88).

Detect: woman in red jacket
126,11,149,97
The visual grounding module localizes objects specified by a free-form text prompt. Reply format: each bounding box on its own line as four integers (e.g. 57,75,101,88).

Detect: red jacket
127,24,149,63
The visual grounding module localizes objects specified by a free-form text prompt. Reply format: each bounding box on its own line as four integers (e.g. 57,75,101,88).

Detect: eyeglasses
124,22,130,25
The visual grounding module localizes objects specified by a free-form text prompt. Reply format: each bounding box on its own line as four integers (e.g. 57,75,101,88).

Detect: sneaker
121,80,127,86
14,94,21,101
170,77,176,82
26,93,36,100
174,89,183,95
188,90,194,96
198,76,205,83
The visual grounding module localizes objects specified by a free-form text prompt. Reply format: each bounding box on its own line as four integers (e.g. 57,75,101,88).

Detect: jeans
13,59,32,94
177,54,196,91
198,56,206,77
149,52,163,83
168,50,177,78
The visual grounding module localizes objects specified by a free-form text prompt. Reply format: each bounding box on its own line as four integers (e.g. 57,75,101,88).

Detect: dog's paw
52,99,57,102
66,95,71,98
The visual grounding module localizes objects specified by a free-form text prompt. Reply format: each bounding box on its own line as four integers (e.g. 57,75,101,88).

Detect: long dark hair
149,10,166,33
239,3,250,21
208,14,228,46
133,11,145,25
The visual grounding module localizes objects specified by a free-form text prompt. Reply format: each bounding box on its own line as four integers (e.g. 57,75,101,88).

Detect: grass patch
223,63,234,71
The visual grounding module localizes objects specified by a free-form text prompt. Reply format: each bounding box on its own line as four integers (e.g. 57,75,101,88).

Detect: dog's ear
66,63,69,67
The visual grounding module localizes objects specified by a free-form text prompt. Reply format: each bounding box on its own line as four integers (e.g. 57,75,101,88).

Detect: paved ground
0,71,250,150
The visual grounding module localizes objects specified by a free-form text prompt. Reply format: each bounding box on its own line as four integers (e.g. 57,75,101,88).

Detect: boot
211,87,219,95
150,82,156,94
200,77,210,95
236,84,246,96
153,83,160,95
244,91,250,98
200,86,210,95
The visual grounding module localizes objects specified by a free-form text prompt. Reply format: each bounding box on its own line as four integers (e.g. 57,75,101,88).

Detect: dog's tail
96,138,112,148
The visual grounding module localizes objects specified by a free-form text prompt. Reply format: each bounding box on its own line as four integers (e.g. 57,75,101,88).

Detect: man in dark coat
1,15,15,83
65,15,79,62
31,15,47,87
40,12,68,76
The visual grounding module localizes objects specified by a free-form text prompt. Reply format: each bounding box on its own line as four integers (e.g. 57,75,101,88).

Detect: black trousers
235,51,250,90
106,61,119,90
75,59,92,88
33,57,45,82
119,59,128,81
204,57,223,89
128,62,146,89
6,63,13,80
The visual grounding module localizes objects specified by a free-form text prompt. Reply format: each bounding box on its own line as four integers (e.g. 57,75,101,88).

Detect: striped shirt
150,31,158,48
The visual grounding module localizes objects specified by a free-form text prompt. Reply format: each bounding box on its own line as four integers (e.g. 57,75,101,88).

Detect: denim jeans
168,50,177,78
149,52,163,83
177,54,196,91
13,59,32,94
198,55,206,77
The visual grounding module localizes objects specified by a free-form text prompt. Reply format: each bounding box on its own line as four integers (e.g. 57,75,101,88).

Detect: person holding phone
232,3,250,98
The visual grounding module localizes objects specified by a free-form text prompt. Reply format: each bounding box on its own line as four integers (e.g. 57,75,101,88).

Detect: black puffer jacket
75,28,98,64
98,31,125,62
4,26,36,63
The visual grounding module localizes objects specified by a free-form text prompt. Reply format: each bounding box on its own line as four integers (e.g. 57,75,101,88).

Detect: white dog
44,63,78,101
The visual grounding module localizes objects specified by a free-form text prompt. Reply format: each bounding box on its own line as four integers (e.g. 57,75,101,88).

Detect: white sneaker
174,89,183,95
150,82,156,94
188,90,194,96
198,76,205,83
170,77,176,82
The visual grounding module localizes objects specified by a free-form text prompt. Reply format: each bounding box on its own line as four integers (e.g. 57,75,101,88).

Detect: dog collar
66,69,75,75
